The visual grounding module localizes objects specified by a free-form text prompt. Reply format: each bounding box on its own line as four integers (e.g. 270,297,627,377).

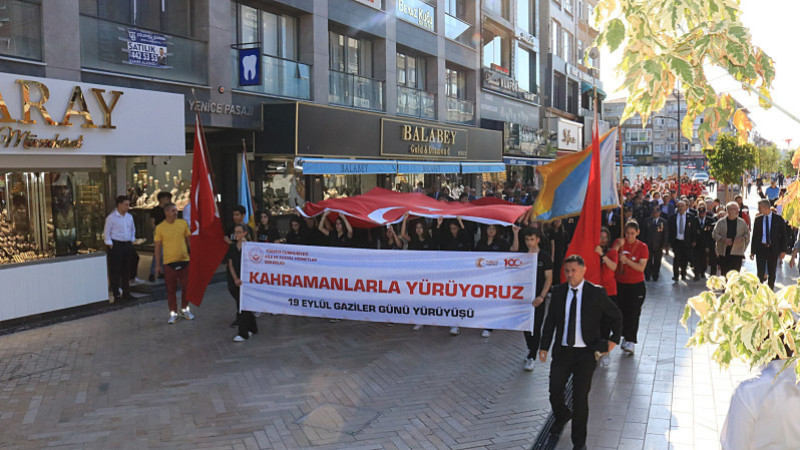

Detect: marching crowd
99,171,797,449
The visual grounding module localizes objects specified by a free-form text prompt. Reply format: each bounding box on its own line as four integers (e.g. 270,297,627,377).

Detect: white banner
240,243,537,331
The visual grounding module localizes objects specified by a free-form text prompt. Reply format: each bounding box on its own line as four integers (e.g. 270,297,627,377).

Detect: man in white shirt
539,255,623,450
103,195,136,302
721,359,800,449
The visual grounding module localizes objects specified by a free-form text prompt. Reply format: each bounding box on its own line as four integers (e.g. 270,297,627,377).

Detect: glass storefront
0,170,106,266
255,160,305,215
0,0,42,60
125,155,192,243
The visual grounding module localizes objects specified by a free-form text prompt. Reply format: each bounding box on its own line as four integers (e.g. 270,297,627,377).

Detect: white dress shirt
103,209,136,246
561,280,587,348
721,360,800,449
762,212,773,244
676,213,686,240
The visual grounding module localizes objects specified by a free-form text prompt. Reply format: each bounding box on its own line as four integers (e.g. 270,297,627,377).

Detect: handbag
166,261,189,271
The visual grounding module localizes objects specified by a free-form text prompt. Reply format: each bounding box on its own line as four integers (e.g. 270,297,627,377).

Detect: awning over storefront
581,81,607,99
395,161,461,174
295,158,398,175
460,162,507,173
295,158,503,175
503,156,554,167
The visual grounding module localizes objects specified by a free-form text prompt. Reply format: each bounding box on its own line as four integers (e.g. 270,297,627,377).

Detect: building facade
0,0,605,323
603,94,743,167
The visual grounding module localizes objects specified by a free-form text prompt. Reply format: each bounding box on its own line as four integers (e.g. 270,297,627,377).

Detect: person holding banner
318,210,353,247
521,227,552,372
227,224,258,342
539,255,622,450
435,216,471,335
402,213,436,331
475,224,520,338
401,213,436,251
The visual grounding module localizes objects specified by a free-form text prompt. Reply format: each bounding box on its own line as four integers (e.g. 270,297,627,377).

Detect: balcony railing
232,52,311,99
445,14,476,47
329,70,384,111
80,15,207,85
446,96,475,124
397,85,435,119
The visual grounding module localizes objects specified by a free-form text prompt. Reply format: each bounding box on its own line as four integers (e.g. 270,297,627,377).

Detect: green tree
704,133,755,200
780,149,795,176
592,0,775,146
753,144,781,174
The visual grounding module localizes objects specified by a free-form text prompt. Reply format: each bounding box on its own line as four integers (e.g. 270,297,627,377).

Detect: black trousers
549,346,596,449
645,244,663,279
523,302,547,359
108,241,133,298
229,284,258,338
694,245,715,277
599,295,617,346
756,248,779,289
616,282,646,343
718,254,743,276
672,240,692,278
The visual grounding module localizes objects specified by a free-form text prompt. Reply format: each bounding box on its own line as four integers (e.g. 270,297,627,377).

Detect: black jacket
752,213,788,256
642,216,669,250
669,213,699,246
694,214,717,249
540,281,623,353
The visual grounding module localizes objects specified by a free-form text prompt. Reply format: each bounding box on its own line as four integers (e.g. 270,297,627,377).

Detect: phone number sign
126,28,168,68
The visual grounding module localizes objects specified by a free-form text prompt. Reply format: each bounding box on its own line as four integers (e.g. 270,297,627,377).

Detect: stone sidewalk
2,254,794,449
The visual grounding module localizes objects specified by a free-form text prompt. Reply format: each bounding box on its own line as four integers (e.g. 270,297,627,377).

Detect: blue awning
295,158,397,175
396,161,461,174
460,162,507,173
503,156,554,167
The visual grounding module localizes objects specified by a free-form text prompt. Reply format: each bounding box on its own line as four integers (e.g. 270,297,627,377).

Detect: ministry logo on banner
240,243,537,331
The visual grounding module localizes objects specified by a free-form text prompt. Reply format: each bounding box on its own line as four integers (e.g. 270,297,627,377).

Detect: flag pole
618,111,624,240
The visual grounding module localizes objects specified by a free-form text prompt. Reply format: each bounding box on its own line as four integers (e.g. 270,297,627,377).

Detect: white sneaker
481,330,491,338
449,327,460,336
622,342,635,355
412,324,423,331
233,335,246,342
387,323,396,327
248,331,254,337
181,307,194,320
168,312,178,324
253,312,263,318
599,354,610,367
329,319,340,323
130,277,146,286
523,358,535,371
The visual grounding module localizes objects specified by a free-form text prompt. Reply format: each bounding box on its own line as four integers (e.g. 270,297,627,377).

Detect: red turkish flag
563,118,602,284
187,114,228,306
300,187,530,228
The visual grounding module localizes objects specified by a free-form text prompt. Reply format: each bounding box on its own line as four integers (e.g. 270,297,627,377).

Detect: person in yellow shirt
154,203,193,324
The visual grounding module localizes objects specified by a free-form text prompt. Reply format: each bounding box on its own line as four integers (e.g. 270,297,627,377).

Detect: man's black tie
567,288,578,346
766,216,771,245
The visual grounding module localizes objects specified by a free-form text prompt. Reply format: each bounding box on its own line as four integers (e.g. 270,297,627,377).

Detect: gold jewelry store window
0,171,106,266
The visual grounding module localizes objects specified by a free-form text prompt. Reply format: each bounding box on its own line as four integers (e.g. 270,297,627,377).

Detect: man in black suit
642,205,669,281
668,200,699,281
750,199,788,289
694,205,717,279
539,255,623,450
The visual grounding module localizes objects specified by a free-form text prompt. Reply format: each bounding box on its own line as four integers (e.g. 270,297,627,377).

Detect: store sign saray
299,187,531,228
0,73,184,156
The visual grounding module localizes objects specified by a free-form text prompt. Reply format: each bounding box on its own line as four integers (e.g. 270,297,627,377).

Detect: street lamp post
654,103,683,197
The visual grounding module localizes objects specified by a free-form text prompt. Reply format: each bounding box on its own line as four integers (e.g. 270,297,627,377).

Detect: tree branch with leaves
592,0,775,146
